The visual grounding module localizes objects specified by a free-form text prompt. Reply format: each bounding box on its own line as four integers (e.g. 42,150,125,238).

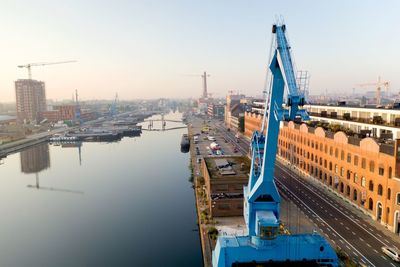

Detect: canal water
0,112,202,267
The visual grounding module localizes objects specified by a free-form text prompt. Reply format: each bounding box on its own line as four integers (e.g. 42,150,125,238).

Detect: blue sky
0,0,399,101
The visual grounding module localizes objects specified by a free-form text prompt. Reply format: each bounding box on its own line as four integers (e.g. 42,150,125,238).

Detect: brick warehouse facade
245,112,400,233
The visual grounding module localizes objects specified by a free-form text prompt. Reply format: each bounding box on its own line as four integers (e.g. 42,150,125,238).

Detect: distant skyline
1,0,399,102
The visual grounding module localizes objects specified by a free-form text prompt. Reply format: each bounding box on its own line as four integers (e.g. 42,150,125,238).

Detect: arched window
346,185,350,196
369,180,374,191
397,193,400,205
354,155,359,166
329,147,333,156
347,153,351,163
389,167,392,179
340,167,344,177
335,164,338,174
354,173,358,184
368,198,373,210
329,162,332,171
387,188,391,200
347,170,351,179
353,189,358,201
369,161,375,172
341,150,344,160
378,184,383,196
361,176,366,187
340,182,344,193
335,148,338,158
324,160,327,168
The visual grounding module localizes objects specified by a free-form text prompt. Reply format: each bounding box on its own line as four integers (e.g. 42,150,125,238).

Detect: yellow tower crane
356,76,390,106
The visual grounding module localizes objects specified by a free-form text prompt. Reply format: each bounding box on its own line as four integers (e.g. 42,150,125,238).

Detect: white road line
391,263,396,267
276,180,376,267
352,232,356,235
373,249,378,253
276,165,396,250
385,239,390,243
367,243,371,248
360,238,364,242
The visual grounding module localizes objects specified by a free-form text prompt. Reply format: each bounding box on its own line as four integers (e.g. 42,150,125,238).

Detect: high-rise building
15,79,46,123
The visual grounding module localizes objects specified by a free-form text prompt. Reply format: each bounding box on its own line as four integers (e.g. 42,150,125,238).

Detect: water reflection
20,142,50,173
21,143,84,194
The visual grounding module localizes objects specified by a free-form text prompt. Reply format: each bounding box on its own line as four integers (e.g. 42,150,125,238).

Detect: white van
382,246,400,262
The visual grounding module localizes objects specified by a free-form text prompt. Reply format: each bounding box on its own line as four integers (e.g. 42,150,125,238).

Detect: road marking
276,180,376,267
376,234,382,237
275,165,397,251
385,239,390,243
352,232,356,235
346,245,350,250
360,237,364,242
391,263,396,267
367,243,371,248
373,249,378,253
345,226,350,230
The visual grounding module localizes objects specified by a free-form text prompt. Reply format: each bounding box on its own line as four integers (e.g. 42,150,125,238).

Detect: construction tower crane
356,76,390,106
212,23,338,267
17,60,77,80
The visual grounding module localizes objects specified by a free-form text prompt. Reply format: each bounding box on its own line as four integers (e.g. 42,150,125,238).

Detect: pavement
210,118,400,267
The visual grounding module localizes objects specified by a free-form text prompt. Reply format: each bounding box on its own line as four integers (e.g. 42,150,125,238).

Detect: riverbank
0,127,73,158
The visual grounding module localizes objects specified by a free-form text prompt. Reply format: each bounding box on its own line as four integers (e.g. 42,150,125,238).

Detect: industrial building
207,103,224,119
40,105,76,122
15,79,47,123
200,156,250,217
245,111,400,234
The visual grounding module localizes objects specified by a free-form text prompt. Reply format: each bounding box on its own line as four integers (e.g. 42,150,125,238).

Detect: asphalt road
211,119,400,267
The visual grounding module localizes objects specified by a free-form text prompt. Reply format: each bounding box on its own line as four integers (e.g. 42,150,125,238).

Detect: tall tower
15,79,46,123
202,71,209,99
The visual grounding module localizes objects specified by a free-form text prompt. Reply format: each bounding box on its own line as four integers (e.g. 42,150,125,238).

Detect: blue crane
212,23,338,267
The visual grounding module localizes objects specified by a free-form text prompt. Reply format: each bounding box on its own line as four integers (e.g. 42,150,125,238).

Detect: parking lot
190,117,239,160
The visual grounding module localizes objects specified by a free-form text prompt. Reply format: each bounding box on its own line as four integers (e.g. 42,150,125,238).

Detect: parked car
382,246,400,262
207,136,216,141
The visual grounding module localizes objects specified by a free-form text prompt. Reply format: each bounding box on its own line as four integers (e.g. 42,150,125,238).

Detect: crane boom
18,60,77,79
212,22,338,267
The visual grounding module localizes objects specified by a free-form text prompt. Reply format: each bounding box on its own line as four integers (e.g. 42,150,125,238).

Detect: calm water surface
0,112,202,267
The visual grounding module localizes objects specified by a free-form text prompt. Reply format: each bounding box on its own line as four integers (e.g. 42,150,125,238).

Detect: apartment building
15,79,46,123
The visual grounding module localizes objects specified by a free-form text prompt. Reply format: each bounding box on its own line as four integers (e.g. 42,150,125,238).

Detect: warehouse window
361,158,366,169
347,153,351,163
354,155,358,166
354,173,358,184
370,161,375,173
369,181,374,191
361,177,366,187
379,167,384,176
378,184,383,196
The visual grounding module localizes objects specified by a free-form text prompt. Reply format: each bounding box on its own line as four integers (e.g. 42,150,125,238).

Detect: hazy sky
0,0,399,102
